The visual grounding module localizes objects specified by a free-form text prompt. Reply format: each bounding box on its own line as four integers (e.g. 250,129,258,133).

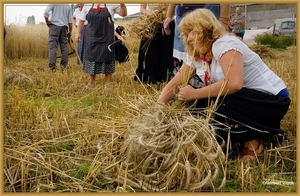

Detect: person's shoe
47,67,56,72
239,139,264,162
61,66,69,71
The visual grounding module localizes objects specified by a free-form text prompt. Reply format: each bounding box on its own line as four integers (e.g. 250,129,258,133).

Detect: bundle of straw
4,67,34,86
104,95,226,192
125,4,169,40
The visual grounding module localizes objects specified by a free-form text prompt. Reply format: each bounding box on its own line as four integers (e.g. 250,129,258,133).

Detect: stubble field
3,23,297,193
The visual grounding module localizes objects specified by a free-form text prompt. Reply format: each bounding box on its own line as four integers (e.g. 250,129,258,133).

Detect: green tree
26,15,35,25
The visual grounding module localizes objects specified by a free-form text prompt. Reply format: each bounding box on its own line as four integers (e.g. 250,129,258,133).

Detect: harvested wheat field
3,18,296,193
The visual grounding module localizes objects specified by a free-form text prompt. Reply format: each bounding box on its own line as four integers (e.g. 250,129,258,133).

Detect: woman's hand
119,4,127,17
163,17,172,35
177,85,196,101
75,33,81,43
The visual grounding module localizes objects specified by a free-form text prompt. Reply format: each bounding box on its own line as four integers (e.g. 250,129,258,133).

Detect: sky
3,4,141,25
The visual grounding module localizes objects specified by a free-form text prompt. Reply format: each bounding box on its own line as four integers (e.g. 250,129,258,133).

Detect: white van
271,18,296,36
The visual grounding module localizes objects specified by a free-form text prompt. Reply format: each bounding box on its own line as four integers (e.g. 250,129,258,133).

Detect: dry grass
3,21,296,193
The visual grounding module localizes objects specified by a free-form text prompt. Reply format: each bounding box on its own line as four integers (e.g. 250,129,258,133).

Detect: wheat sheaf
102,95,226,192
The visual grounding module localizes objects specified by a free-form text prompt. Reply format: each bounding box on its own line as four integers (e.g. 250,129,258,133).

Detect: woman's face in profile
187,31,200,50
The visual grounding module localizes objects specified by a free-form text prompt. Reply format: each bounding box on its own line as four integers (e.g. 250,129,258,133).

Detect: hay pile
4,67,34,86
103,95,226,192
122,4,168,54
125,4,168,40
248,44,275,58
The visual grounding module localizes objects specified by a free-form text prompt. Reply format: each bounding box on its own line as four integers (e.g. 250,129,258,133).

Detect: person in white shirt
156,8,290,162
43,4,73,71
73,3,88,65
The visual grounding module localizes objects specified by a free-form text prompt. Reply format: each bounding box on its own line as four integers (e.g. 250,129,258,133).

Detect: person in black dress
134,4,175,85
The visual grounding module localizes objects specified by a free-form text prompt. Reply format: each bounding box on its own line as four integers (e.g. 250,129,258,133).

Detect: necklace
200,38,218,86
200,54,211,86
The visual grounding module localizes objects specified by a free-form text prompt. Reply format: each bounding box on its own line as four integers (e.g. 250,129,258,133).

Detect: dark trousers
48,25,68,69
235,32,245,40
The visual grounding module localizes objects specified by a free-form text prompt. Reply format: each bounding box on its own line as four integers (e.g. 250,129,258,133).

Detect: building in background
230,4,296,29
117,4,297,30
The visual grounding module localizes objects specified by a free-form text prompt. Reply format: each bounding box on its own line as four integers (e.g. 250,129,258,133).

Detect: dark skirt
82,51,115,75
190,88,290,145
134,20,175,84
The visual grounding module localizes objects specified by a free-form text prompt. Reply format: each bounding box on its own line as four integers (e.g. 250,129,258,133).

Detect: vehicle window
281,21,295,29
288,22,295,29
281,22,289,29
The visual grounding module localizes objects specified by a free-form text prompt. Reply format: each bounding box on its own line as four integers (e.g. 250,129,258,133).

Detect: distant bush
254,33,296,50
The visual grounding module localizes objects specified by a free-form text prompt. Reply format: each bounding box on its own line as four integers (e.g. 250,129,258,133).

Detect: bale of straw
4,67,34,85
104,95,226,192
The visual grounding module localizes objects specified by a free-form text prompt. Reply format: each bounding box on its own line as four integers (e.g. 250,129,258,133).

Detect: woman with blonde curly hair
156,9,290,162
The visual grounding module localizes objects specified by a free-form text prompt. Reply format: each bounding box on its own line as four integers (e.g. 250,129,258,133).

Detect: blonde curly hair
178,8,226,62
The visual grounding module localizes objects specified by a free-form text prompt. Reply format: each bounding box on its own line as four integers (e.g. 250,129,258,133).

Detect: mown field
3,22,297,193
